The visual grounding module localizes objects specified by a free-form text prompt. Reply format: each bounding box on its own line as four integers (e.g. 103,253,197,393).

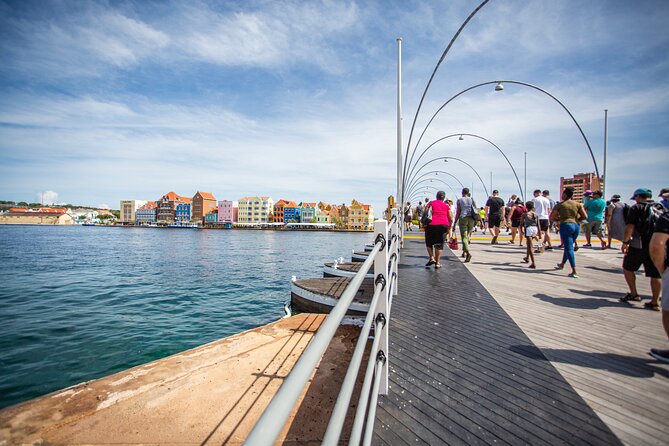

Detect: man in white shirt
532,189,553,249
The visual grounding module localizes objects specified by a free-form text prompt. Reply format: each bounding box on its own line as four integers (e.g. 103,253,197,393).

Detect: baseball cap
659,187,669,196
584,190,593,196
630,188,652,199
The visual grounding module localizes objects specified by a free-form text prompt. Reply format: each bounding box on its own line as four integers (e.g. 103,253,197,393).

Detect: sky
0,0,667,211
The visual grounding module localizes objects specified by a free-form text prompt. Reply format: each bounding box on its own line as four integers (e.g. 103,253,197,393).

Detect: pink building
218,200,238,224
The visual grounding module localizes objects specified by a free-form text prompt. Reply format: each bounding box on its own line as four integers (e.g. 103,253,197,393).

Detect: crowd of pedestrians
414,186,669,363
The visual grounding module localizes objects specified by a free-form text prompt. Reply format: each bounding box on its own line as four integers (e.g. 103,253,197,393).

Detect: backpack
637,202,666,243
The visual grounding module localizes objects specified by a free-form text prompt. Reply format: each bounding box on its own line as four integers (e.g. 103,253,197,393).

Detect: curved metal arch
408,177,459,200
408,156,489,199
403,80,599,202
405,133,523,201
404,0,492,182
406,170,465,195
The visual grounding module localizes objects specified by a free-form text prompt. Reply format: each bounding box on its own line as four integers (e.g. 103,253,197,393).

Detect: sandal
522,257,529,263
568,272,579,278
425,259,436,267
529,264,536,269
620,293,641,302
644,302,660,311
555,263,564,270
435,263,442,269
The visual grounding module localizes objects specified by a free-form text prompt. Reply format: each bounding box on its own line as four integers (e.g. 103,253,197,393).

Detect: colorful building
203,210,218,225
156,192,191,223
273,199,297,224
338,204,349,228
192,191,217,220
135,201,157,225
237,196,274,224
348,200,374,230
300,202,317,223
283,203,301,223
175,203,192,223
119,200,148,224
217,200,238,224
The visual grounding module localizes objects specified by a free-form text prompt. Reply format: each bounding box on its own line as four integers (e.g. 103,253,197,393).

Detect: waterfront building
156,192,190,224
192,191,217,221
348,200,374,230
135,201,157,225
0,208,74,225
175,203,192,223
314,203,332,224
283,203,301,223
273,199,296,224
203,210,218,225
119,200,148,224
237,196,274,224
559,172,602,203
300,202,317,223
338,204,349,228
217,200,238,224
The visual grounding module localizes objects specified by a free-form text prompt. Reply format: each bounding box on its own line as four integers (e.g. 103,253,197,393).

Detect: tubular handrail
243,240,383,446
244,213,401,446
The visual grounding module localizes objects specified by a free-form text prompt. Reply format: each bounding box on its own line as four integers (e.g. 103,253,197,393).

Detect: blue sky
0,0,667,211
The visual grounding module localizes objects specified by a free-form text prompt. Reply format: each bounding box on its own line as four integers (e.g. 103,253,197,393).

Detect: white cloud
37,190,59,205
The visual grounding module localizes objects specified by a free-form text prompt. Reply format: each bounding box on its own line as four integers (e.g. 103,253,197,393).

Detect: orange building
273,199,298,223
559,173,602,203
192,191,217,220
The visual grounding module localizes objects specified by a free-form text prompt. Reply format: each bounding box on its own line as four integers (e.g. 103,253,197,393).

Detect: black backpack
637,202,666,243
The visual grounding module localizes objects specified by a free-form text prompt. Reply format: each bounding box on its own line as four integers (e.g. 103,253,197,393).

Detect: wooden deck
373,235,668,445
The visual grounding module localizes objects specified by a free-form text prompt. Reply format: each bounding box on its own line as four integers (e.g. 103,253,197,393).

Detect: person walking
415,201,424,230
649,207,669,362
550,187,587,278
485,190,506,244
620,188,663,309
606,194,628,250
424,191,453,269
455,188,476,263
533,189,553,250
521,201,541,269
583,190,608,249
508,198,526,246
404,202,413,231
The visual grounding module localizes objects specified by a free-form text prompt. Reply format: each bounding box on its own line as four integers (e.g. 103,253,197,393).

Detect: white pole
396,38,403,207
603,109,608,197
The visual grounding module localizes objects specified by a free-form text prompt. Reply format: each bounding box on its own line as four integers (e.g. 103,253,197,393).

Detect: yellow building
237,196,274,224
119,200,148,224
347,200,374,231
0,208,74,225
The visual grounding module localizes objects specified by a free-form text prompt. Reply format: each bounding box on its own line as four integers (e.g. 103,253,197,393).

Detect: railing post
373,219,389,395
390,209,399,297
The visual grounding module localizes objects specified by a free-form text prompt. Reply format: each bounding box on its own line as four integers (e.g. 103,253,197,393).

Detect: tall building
119,200,147,224
192,191,217,220
559,172,602,203
237,196,274,224
273,199,296,223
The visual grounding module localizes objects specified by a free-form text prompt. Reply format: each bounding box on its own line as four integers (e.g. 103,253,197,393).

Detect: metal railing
243,209,401,446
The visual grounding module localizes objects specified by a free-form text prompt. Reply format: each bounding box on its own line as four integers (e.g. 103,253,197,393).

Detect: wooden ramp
373,237,625,445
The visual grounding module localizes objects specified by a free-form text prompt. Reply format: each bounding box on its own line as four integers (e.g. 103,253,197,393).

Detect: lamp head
459,134,464,140
495,82,504,91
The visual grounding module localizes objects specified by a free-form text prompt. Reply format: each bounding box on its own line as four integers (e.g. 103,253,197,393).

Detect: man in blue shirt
583,190,607,249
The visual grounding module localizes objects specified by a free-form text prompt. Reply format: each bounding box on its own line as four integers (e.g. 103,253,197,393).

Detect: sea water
0,225,371,409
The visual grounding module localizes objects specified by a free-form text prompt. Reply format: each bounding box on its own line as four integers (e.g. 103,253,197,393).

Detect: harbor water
0,225,371,409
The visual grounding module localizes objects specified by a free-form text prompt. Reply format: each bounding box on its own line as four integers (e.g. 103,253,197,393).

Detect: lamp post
402,80,599,205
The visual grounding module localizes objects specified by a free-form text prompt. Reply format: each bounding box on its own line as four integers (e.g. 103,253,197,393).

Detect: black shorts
623,247,661,278
511,219,521,228
489,215,502,228
425,224,450,248
539,219,549,232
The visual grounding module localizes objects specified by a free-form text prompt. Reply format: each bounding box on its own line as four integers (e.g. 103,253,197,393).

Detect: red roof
196,191,216,200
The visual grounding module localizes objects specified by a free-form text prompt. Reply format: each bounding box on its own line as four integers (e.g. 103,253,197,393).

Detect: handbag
469,199,481,222
448,236,459,250
420,204,432,227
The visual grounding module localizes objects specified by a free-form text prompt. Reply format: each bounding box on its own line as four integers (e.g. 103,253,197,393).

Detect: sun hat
630,188,652,199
